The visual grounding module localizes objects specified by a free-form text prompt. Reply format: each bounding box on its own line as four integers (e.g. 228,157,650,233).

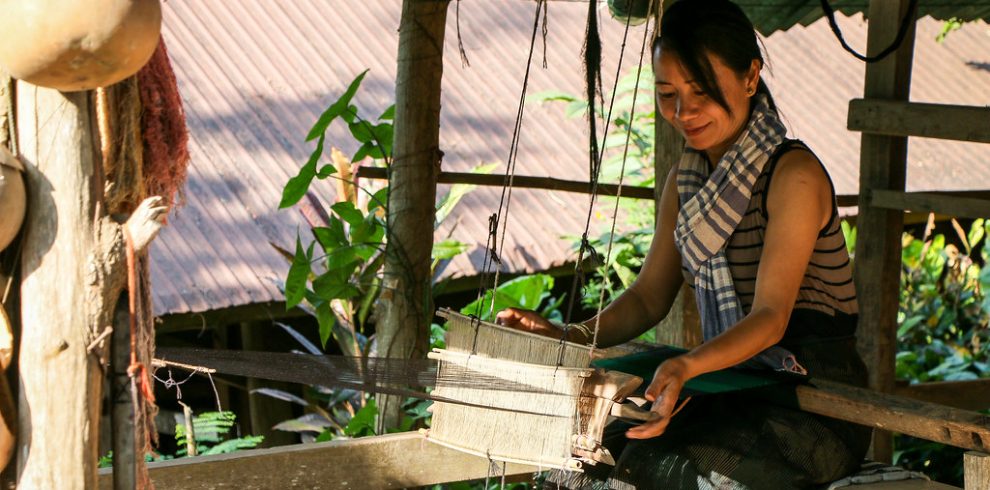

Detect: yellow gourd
0,0,161,92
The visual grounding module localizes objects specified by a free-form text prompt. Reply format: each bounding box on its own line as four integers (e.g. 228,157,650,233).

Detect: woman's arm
628,149,833,439
497,165,685,347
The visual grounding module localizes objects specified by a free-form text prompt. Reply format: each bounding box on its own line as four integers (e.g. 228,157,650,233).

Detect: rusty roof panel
151,1,990,316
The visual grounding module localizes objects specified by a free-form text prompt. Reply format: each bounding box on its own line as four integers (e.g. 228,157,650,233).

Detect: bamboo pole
111,295,136,490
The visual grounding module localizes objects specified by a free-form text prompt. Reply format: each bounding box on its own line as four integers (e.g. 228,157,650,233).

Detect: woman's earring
747,87,755,96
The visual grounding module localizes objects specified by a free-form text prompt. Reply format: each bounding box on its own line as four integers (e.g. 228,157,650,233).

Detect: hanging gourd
0,0,161,92
0,148,24,253
607,0,652,26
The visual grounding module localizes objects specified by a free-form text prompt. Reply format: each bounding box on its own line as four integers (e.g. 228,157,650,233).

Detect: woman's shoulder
763,141,833,227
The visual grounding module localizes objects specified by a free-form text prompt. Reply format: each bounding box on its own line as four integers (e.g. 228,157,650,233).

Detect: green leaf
432,239,468,260
435,162,498,225
317,164,337,179
459,274,554,322
331,201,364,227
280,134,325,208
307,70,369,141
378,105,395,121
313,273,361,301
344,399,377,437
316,301,335,349
526,90,579,104
313,220,348,253
285,238,313,309
368,187,389,213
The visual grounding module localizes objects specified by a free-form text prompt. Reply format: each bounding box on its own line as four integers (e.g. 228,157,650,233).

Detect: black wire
820,0,919,63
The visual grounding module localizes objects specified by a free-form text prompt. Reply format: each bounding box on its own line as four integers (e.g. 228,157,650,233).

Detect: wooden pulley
0,0,162,92
0,147,24,253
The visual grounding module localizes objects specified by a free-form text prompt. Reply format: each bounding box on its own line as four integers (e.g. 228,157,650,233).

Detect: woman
496,1,870,488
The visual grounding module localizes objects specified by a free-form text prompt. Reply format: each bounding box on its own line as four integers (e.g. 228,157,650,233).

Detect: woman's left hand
625,356,692,439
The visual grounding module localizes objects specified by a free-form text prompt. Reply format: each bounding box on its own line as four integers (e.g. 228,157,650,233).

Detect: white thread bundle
438,308,592,368
428,310,599,469
428,349,590,469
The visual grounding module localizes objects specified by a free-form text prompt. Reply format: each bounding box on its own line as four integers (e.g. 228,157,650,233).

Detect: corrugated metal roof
151,1,990,317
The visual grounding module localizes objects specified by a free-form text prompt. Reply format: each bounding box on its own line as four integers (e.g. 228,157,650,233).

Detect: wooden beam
895,379,990,412
356,166,657,200
96,432,538,490
868,190,990,220
848,99,990,144
854,0,917,463
793,380,990,452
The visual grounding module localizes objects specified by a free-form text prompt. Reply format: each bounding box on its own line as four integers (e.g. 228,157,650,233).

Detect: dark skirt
549,316,872,490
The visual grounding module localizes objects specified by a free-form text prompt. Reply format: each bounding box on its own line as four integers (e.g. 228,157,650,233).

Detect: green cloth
592,346,805,397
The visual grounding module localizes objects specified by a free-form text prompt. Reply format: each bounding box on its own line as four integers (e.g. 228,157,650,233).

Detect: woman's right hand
495,308,558,338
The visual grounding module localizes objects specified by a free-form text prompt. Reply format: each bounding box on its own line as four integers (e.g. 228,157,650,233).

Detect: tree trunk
16,83,127,489
378,0,449,432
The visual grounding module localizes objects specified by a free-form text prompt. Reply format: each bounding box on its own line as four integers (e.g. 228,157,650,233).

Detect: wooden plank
356,166,657,200
96,432,539,490
859,481,958,490
965,452,990,490
895,379,990,412
854,0,917,462
794,379,990,452
869,190,990,220
848,99,990,144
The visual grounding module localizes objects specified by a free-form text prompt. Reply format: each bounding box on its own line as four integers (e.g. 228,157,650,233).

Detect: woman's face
654,47,760,160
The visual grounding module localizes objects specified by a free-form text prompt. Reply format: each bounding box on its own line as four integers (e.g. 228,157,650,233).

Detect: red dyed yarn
137,36,189,208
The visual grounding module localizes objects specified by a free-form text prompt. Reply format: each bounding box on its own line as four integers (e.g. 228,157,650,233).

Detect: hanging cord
541,0,550,69
820,0,918,62
476,0,547,319
563,0,635,325
590,2,655,352
123,227,156,404
456,0,471,67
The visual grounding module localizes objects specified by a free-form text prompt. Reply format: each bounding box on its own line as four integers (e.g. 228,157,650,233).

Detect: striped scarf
674,95,805,373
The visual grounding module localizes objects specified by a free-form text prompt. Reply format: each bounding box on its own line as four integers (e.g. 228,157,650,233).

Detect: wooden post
378,0,449,431
15,83,111,488
854,0,916,463
239,321,295,447
965,452,990,490
653,105,700,348
111,295,136,490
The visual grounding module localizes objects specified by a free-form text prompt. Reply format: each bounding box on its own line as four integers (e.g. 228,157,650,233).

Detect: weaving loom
426,309,650,470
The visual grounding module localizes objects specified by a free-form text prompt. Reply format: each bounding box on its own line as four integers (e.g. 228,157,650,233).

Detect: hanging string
591,1,656,352
563,0,635,325
541,0,550,69
456,0,471,67
475,0,547,320
123,227,155,404
820,0,918,63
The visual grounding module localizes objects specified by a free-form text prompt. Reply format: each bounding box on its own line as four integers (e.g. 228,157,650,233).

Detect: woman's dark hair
655,0,776,114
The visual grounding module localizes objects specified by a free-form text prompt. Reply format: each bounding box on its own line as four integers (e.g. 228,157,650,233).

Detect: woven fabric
673,95,799,372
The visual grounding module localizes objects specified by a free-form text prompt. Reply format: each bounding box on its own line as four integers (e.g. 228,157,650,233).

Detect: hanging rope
456,0,471,67
474,0,547,320
563,0,636,326
123,227,156,405
820,0,918,63
591,0,656,351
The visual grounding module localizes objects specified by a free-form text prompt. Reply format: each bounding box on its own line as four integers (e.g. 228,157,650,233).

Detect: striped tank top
681,139,859,322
